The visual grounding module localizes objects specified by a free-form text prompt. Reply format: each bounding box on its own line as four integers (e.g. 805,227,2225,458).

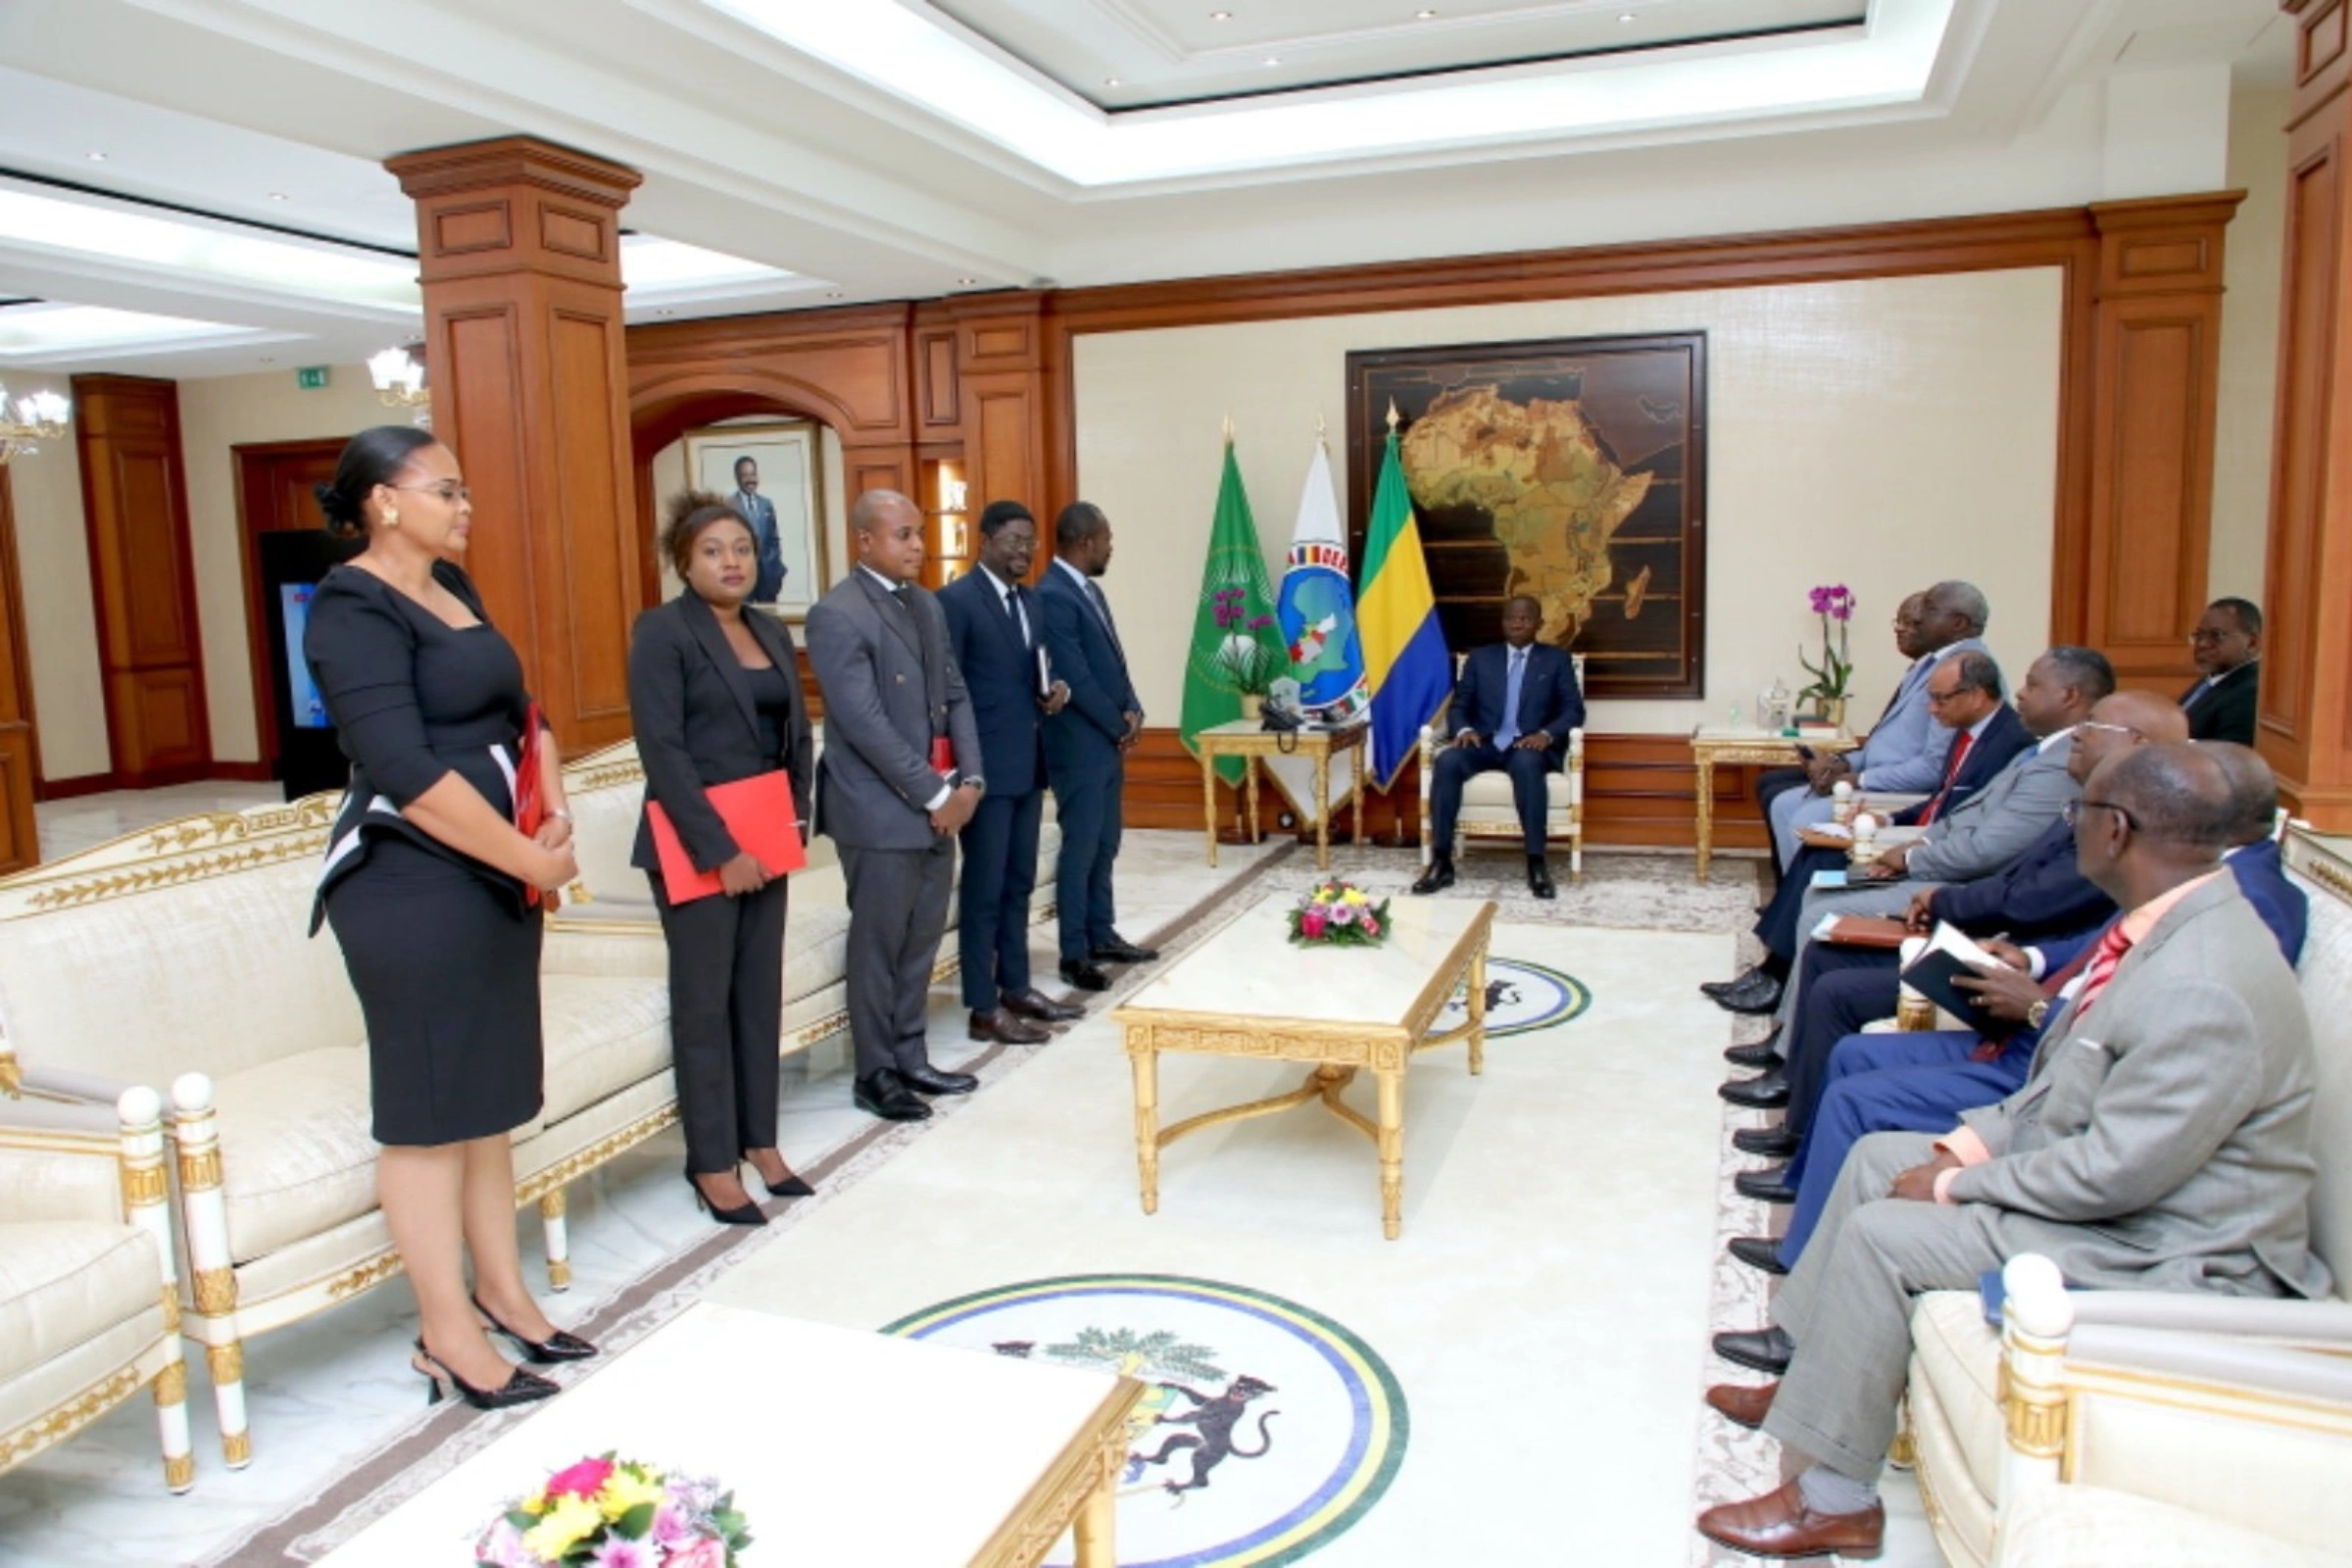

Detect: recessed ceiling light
1416,8,1437,17
1263,55,1280,66
1104,75,1121,86
258,356,274,364
825,290,845,299
1619,10,1636,20
1209,9,1231,19
656,308,675,316
268,192,289,202
957,276,978,285
86,151,107,162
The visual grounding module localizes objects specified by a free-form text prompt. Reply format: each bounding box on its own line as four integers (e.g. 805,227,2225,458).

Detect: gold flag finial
1385,398,1399,430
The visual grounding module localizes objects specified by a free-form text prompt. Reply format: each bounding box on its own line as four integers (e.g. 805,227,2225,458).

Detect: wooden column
386,137,645,751
2261,0,2352,829
0,469,40,868
72,374,213,788
2077,194,2239,683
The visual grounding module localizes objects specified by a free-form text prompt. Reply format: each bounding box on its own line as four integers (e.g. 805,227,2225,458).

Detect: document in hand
1898,922,2003,1020
1822,914,1912,950
648,771,807,905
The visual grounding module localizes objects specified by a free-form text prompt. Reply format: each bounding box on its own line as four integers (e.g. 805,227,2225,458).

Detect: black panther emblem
1132,1374,1280,1499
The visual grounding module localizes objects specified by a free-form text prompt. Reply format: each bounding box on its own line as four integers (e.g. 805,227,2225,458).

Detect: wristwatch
2025,997,2050,1031
959,775,985,796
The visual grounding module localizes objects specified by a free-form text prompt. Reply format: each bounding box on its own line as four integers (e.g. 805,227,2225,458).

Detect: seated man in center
1412,594,1585,900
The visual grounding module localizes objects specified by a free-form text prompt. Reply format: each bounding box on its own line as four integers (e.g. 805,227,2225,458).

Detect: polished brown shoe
1002,988,1083,1023
1696,1477,1884,1559
968,1006,1051,1046
1703,1381,1777,1430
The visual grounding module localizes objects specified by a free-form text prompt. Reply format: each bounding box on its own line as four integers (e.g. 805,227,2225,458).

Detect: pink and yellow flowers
1289,879,1391,947
476,1455,750,1568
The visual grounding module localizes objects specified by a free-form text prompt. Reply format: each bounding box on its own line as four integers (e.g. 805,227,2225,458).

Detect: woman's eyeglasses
392,482,470,504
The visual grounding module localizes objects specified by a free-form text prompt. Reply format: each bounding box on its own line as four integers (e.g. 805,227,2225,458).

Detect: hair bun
315,480,364,536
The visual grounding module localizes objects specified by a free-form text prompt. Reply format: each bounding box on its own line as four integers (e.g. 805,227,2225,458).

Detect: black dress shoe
854,1070,933,1121
969,1007,1051,1046
1059,957,1111,992
1713,1325,1794,1374
1733,1125,1802,1158
1735,1165,1798,1205
1003,987,1084,1022
900,1061,978,1096
1719,978,1785,1016
1526,857,1555,900
1091,936,1159,963
1700,965,1774,1001
1719,1068,1791,1108
1409,858,1455,896
1727,1237,1790,1278
1724,1041,1786,1070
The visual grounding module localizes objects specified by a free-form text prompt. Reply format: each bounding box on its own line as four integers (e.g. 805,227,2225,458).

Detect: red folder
647,771,807,905
514,703,550,909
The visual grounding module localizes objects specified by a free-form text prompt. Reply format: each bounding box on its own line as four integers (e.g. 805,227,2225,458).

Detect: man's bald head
2100,690,2190,744
2093,743,2234,854
2202,741,2283,847
851,488,925,583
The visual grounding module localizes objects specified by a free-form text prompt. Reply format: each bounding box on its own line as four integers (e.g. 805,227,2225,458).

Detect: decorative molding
323,1253,406,1303
0,1365,145,1470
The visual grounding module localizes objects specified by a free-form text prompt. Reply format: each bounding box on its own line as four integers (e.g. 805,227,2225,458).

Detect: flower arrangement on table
1210,586,1284,697
1795,583,1856,722
1290,879,1391,946
474,1453,752,1568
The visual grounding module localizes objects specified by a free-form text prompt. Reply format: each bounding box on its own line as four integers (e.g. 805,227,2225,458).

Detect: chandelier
0,383,70,466
367,346,430,422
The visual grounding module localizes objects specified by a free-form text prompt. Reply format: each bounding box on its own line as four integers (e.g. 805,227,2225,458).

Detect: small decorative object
1758,676,1792,735
1894,937,1935,1030
1848,811,1879,866
474,1453,752,1568
1831,779,1856,824
1795,584,1855,726
1290,879,1392,947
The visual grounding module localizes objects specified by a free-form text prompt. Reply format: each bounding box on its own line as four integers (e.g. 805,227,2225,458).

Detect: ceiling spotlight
1619,10,1636,20
1209,9,1231,18
1416,8,1437,16
825,290,845,299
86,151,108,162
656,308,675,317
268,191,289,202
957,276,978,285
259,357,274,364
1263,55,1280,66
1104,75,1121,86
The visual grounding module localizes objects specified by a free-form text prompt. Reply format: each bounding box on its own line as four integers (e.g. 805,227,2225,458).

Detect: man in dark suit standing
1040,501,1157,993
2180,597,2261,744
805,490,985,1122
1411,595,1586,900
940,500,1084,1046
729,456,789,606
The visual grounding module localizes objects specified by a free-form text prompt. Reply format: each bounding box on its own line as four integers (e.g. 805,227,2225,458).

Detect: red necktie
1916,730,1975,826
1972,921,2129,1061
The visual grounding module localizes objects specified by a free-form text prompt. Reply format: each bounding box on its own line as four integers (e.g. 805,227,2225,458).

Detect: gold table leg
1074,1454,1118,1567
1694,754,1715,883
1245,757,1261,843
1313,746,1331,870
1200,749,1220,868
1466,941,1489,1077
1376,1069,1404,1241
1130,1035,1160,1215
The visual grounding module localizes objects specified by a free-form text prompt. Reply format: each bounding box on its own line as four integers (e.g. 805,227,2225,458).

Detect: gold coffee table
1111,893,1497,1240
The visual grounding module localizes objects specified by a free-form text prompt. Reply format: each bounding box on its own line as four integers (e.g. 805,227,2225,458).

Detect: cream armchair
0,1064,192,1493
1416,653,1587,882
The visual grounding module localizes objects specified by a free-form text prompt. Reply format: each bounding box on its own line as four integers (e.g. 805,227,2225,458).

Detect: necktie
1916,728,1975,826
1970,925,2107,1061
1494,647,1527,749
1005,583,1031,647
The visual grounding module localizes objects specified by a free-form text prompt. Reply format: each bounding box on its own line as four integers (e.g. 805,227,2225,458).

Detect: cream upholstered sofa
1899,824,2352,1566
0,1076,191,1492
0,796,675,1468
1416,653,1587,882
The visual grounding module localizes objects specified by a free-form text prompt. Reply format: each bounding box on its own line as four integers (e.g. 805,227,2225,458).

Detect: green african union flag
1180,440,1287,785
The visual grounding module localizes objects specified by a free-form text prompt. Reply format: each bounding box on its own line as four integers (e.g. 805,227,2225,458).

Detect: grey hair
2201,741,2281,846
1946,649,2003,700
1927,580,1989,636
2042,645,2117,704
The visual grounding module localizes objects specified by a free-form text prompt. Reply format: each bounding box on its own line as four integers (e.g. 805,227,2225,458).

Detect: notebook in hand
648,771,807,905
1899,922,2003,1020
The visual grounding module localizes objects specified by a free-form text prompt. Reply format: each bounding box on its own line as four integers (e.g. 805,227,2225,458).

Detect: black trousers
956,787,1042,1009
652,872,788,1174
1429,742,1552,856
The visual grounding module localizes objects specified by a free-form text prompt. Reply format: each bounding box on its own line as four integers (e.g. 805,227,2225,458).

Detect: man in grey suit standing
805,490,986,1122
729,456,789,606
1695,743,2331,1559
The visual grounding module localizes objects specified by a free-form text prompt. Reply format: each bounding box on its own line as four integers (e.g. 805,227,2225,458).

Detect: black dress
305,561,545,1147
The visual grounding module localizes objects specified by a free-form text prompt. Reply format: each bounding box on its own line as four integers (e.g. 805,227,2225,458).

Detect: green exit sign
295,367,330,390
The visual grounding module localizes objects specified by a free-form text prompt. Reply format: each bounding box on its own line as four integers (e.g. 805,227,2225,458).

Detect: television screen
280,584,330,730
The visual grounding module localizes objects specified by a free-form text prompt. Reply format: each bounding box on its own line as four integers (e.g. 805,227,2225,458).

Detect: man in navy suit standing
729,456,789,606
1040,501,1157,993
2180,597,2261,744
1411,595,1586,900
942,501,1086,1045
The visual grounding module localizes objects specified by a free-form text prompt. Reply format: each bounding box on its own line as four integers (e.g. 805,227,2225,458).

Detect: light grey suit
805,568,982,1078
1771,636,1988,864
1763,875,2330,1482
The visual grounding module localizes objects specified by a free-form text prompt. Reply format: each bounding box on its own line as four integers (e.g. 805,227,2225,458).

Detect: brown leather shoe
1696,1477,1884,1559
968,1007,1051,1046
1703,1381,1777,1430
1002,988,1083,1023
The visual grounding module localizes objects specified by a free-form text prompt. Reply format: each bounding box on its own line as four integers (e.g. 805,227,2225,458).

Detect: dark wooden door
234,439,345,773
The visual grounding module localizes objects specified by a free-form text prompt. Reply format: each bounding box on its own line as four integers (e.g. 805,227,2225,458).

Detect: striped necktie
1915,728,1975,825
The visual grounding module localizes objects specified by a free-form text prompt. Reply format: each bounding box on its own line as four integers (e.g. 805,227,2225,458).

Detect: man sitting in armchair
1411,594,1585,901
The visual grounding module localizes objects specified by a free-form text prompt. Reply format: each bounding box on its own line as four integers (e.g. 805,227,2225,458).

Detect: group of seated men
1684,582,2323,1559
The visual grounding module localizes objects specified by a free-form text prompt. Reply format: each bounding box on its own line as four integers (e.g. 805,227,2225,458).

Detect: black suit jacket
626,591,811,873
1446,642,1584,768
940,565,1046,798
1923,816,2115,939
2180,661,2259,745
1039,562,1138,785
1890,704,2032,827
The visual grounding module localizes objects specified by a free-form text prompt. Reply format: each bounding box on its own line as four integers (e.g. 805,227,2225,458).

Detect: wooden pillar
2261,1,2352,829
0,468,39,868
386,137,645,751
2078,195,2239,684
72,374,213,788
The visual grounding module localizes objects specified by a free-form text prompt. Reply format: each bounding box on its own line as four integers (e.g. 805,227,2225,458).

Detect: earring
384,508,400,527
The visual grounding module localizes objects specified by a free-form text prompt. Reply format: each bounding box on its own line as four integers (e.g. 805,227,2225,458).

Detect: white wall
1074,270,2065,734
2,370,105,779
2212,80,2289,605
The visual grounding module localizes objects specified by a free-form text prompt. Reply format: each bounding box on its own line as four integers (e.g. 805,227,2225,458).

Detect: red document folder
647,771,807,905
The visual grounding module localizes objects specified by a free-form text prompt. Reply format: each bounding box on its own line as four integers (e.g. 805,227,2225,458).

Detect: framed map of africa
1346,332,1707,699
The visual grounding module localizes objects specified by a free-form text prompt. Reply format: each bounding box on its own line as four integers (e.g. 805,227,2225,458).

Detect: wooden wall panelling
388,137,647,753
0,469,39,866
2260,0,2352,829
71,373,212,787
948,292,1051,524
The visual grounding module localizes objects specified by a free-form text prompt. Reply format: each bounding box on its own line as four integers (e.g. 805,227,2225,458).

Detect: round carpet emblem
883,1274,1406,1567
1436,955,1590,1037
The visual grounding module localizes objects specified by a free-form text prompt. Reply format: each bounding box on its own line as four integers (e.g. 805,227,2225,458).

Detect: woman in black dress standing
307,426,594,1409
629,494,814,1227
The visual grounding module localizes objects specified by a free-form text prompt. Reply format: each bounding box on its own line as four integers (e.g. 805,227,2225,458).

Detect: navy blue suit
1040,560,1140,961
1428,642,1585,856
942,565,1049,1008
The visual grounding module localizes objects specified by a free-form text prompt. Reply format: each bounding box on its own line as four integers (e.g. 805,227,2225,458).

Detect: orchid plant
1210,585,1284,697
1795,583,1856,714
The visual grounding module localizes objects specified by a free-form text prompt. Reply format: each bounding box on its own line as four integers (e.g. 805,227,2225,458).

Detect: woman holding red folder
629,494,815,1226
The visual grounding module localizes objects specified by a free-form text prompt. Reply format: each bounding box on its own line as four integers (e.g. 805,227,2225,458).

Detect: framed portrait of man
681,420,826,618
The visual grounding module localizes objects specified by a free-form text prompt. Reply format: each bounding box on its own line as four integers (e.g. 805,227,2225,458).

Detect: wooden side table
1193,719,1367,871
1688,728,1851,882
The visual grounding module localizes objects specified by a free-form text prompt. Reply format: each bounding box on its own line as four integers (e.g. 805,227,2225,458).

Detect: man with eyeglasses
2180,597,2261,744
1695,742,2328,1562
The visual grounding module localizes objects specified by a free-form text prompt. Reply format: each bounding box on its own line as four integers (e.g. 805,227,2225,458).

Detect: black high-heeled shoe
748,1156,815,1200
412,1337,560,1410
471,1295,599,1363
685,1170,766,1227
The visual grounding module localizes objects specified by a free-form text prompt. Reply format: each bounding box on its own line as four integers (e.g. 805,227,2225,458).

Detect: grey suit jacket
1905,730,2081,882
1850,635,1987,794
804,569,980,851
1953,875,2330,1299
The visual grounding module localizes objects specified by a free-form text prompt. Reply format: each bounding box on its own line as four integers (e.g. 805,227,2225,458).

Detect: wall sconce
0,383,70,466
367,345,430,423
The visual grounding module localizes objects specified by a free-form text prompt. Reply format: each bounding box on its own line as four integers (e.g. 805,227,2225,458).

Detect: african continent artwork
1400,385,1656,645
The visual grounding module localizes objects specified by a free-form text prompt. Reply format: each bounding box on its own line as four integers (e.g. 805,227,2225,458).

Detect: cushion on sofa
1997,1483,2352,1568
784,905,851,1004
539,977,672,1126
0,1221,163,1385
211,1046,377,1263
1910,1289,2006,1499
